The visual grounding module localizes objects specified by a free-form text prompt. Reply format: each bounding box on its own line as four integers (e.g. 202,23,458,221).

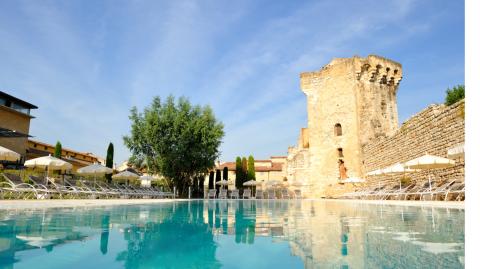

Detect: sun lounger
419,179,458,201
1,173,40,199
77,180,107,198
113,182,142,198
28,175,62,198
404,181,437,200
294,190,302,199
255,190,264,199
230,189,239,199
281,189,290,199
444,181,465,201
207,189,216,199
373,185,400,200
117,183,151,198
267,189,276,199
243,189,251,199
360,185,387,200
46,177,82,198
382,183,416,200
95,181,124,198
218,189,227,199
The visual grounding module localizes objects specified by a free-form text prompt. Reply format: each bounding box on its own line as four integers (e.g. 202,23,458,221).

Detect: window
337,148,344,158
334,123,343,136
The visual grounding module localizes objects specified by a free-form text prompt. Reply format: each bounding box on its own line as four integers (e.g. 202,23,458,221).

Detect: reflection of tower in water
340,216,350,257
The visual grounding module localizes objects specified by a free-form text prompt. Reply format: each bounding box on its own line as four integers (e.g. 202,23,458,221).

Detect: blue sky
0,0,464,165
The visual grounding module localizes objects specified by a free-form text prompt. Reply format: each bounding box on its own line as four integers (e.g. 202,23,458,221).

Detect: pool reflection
0,200,464,269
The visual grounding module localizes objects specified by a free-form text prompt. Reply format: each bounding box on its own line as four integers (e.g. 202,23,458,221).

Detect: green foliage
223,167,228,180
123,95,224,197
400,176,412,187
54,141,62,158
247,155,255,181
235,157,242,189
215,169,221,189
241,157,248,186
208,171,214,189
445,85,465,106
106,142,114,182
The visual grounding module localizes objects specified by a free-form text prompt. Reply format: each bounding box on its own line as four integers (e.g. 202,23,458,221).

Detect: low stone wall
362,100,465,186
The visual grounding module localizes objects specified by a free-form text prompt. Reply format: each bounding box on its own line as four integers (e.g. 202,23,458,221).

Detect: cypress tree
235,157,242,189
199,175,205,198
241,157,248,186
223,166,229,191
215,169,221,189
106,142,114,182
54,141,62,158
247,155,255,181
208,171,214,189
223,167,228,181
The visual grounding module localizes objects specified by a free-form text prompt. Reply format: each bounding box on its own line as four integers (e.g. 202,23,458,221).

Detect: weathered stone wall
362,100,465,186
297,55,402,197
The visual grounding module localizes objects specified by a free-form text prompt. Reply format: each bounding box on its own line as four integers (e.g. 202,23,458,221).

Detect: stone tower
299,55,402,196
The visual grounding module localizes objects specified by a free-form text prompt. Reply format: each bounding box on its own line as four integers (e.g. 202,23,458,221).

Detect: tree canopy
445,85,465,106
123,95,224,196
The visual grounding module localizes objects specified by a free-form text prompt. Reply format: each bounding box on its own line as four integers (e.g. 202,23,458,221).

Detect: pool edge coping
0,198,464,210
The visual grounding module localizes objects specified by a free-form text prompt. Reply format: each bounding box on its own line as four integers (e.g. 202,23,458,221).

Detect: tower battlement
300,55,402,91
354,55,402,87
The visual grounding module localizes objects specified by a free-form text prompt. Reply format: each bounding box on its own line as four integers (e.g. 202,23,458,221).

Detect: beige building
26,139,103,171
208,157,288,189
0,91,38,161
287,55,403,197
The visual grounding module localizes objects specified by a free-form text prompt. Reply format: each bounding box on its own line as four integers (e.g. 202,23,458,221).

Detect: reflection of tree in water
0,211,88,268
100,214,110,255
234,201,256,244
116,202,220,269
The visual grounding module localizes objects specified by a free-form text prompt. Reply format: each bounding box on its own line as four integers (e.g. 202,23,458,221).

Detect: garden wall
362,100,465,186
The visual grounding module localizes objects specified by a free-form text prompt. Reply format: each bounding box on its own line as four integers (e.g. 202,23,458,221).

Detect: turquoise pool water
0,200,464,269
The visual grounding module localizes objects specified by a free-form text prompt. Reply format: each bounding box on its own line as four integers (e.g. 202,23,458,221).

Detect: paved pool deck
0,198,464,210
324,199,464,209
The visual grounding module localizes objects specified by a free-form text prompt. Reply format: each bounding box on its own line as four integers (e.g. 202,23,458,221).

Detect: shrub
445,85,465,106
400,176,412,187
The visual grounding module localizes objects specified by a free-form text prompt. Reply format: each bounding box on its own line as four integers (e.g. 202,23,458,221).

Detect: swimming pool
0,200,464,268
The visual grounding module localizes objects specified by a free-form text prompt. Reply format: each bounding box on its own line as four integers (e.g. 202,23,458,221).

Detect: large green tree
105,142,114,182
247,155,255,181
445,85,465,105
54,141,62,158
123,95,224,197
